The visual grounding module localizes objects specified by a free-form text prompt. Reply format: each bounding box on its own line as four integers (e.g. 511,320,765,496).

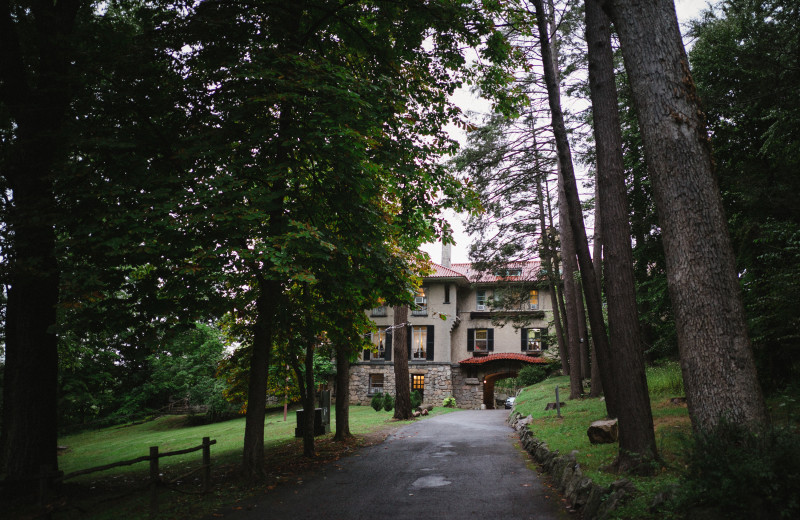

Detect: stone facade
349,361,454,407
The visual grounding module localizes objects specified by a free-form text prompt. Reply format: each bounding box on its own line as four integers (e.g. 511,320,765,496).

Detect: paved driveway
219,409,568,520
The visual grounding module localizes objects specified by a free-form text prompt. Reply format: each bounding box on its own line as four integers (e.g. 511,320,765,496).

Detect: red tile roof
428,263,469,279
449,260,542,283
458,353,549,365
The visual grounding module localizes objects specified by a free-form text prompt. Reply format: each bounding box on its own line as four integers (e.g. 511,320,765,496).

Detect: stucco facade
349,254,555,409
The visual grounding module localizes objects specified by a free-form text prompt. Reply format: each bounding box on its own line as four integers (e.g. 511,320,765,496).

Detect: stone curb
507,411,635,519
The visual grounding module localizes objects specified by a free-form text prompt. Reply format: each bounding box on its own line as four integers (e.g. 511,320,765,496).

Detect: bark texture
242,284,274,476
586,0,658,471
334,343,352,440
606,0,767,431
392,305,412,420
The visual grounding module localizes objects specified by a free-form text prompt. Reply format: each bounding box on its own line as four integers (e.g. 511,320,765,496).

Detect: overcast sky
422,0,716,265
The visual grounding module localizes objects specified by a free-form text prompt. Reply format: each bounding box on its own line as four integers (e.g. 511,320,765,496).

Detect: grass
513,364,692,519
13,405,459,519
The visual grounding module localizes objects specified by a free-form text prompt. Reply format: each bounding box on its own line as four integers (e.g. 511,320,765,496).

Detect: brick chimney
441,242,452,268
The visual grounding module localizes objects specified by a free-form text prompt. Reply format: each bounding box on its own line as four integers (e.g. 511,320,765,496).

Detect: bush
370,392,384,411
382,393,394,412
410,390,423,409
518,364,548,386
442,396,456,408
672,421,800,519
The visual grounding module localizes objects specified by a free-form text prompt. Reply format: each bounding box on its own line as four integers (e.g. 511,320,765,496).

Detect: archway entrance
482,371,518,409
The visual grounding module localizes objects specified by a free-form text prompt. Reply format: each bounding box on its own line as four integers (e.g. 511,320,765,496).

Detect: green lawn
58,405,456,482
512,365,692,519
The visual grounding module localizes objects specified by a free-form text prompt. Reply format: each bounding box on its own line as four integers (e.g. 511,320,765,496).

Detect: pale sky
422,0,716,266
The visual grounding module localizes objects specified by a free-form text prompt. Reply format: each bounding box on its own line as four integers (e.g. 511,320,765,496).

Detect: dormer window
495,268,522,277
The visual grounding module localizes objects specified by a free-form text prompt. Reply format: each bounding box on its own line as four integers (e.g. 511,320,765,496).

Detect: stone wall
451,367,484,410
349,362,454,407
508,411,637,519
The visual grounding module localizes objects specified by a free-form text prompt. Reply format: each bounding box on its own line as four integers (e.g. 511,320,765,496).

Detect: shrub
410,390,423,409
672,421,800,519
382,393,394,412
518,364,548,386
370,392,384,411
442,396,456,408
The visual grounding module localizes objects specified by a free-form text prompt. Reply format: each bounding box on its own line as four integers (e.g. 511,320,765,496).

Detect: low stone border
508,411,636,519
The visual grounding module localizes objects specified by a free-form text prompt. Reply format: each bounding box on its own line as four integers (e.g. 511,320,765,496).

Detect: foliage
370,393,385,412
410,390,423,409
382,393,395,412
517,364,549,386
671,421,800,519
442,396,456,408
689,0,800,390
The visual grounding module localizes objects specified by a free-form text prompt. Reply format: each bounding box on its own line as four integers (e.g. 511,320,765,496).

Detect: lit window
412,287,427,316
475,329,489,351
529,290,539,310
372,330,387,359
412,374,425,397
412,326,427,359
368,374,384,394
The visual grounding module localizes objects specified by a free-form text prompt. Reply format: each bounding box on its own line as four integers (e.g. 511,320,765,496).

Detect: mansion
348,246,554,409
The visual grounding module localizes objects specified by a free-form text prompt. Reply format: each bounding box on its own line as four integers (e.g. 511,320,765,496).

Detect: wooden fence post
202,437,211,492
149,446,159,518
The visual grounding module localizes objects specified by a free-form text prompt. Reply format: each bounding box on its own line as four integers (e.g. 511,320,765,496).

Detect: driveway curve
220,409,568,520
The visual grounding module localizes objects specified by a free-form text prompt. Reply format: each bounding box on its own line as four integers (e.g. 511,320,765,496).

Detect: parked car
504,396,516,409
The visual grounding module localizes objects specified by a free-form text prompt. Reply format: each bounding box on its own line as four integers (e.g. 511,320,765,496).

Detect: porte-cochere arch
456,353,549,409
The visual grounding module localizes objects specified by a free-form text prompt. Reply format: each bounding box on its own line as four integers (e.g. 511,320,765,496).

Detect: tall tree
392,305,412,420
605,0,768,431
532,0,618,416
584,0,657,471
0,0,82,484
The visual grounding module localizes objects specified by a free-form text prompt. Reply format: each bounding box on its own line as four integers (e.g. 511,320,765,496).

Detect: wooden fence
38,437,216,518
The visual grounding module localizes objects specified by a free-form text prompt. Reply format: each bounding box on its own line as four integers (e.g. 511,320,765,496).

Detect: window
372,330,387,360
371,306,387,317
495,268,522,277
476,289,488,310
468,328,494,353
412,374,425,398
521,328,547,352
368,374,384,394
412,287,427,316
444,283,451,304
474,329,489,351
411,326,427,359
528,290,539,310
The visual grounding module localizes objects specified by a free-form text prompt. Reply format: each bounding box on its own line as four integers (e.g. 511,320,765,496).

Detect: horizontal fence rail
38,437,217,517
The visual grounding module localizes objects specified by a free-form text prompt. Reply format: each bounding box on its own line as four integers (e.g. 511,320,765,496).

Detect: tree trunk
392,305,412,420
543,175,571,374
334,343,352,440
606,0,767,431
586,0,658,472
300,341,317,458
0,0,79,484
559,176,583,397
533,0,618,416
535,165,567,370
242,285,274,477
590,156,603,391
574,278,590,380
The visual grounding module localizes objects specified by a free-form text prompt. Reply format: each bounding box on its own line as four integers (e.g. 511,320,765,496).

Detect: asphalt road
216,409,569,520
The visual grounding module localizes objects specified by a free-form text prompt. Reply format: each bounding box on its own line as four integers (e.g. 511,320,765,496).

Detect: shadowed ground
210,409,568,520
